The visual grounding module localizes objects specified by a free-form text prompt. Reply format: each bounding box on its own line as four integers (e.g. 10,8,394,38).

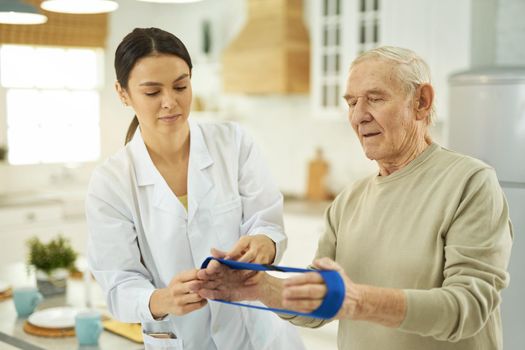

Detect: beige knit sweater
288,143,513,350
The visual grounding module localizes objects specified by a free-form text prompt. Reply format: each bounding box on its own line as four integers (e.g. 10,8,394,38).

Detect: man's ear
115,81,129,106
415,84,434,122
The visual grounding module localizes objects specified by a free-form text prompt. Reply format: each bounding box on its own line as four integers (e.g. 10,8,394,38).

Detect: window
0,45,102,165
311,0,382,117
319,0,342,110
358,0,381,54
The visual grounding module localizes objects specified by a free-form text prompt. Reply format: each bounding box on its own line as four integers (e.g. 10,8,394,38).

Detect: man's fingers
282,284,327,300
198,289,227,300
282,298,322,313
312,257,344,273
284,272,324,287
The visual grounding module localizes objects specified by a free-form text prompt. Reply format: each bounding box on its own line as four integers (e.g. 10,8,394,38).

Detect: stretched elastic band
200,257,345,319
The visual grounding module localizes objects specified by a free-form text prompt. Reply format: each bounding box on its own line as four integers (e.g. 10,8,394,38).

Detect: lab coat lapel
187,121,214,225
128,130,187,219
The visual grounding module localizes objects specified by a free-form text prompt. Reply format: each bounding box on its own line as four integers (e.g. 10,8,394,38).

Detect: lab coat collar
128,129,157,187
127,121,214,221
187,120,214,223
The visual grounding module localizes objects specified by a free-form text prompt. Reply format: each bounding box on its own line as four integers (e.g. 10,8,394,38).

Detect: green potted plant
26,235,78,297
0,145,7,162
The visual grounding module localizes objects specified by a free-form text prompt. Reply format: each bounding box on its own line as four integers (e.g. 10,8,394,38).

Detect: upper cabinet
310,0,497,122
310,0,382,119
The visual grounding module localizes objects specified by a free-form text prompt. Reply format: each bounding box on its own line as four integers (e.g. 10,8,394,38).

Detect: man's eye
348,100,357,108
369,97,382,103
145,91,159,96
175,86,187,91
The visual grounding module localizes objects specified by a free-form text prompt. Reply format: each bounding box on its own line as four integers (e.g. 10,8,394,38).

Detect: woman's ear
115,81,129,106
415,84,434,122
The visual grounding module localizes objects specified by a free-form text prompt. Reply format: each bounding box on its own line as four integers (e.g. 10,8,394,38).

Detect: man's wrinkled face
344,59,420,165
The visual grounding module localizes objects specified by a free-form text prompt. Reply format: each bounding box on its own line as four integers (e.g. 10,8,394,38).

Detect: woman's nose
161,91,178,110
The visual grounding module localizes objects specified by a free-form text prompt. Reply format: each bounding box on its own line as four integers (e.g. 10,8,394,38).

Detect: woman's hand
149,269,207,318
223,234,276,264
282,257,361,319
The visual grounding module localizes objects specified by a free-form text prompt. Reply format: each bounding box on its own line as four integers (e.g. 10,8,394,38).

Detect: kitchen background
0,0,523,349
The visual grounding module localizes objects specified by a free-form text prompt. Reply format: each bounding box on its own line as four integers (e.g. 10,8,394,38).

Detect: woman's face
117,54,192,138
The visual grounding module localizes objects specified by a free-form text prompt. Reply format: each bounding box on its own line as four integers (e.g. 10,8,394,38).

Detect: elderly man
197,46,513,350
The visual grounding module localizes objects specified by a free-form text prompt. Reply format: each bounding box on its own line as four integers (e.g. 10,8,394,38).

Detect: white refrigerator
448,67,525,350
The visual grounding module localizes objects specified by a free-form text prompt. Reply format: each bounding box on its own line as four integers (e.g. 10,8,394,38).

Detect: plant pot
36,268,68,297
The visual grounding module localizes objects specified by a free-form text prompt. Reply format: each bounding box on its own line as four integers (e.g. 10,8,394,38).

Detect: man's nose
350,99,372,124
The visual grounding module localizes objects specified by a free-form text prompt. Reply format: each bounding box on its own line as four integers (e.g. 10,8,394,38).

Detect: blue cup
75,311,103,346
13,287,43,317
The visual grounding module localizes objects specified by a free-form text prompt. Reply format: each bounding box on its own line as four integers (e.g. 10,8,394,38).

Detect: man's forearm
348,284,406,327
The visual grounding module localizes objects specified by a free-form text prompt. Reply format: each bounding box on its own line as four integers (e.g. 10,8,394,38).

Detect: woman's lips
158,114,181,122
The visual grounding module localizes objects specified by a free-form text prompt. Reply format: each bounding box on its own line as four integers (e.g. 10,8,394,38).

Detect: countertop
0,263,140,350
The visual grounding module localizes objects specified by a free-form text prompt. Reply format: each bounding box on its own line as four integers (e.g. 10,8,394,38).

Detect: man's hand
195,248,263,301
282,257,362,319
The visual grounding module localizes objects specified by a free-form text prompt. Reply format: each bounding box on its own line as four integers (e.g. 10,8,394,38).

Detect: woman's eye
175,86,187,91
145,91,159,96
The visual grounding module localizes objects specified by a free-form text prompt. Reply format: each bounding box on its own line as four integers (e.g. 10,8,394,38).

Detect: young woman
86,27,304,350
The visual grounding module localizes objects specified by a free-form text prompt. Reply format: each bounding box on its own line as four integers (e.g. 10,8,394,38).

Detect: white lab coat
86,121,305,350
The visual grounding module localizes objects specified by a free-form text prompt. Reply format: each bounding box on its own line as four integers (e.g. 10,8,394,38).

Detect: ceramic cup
75,311,103,346
12,287,43,317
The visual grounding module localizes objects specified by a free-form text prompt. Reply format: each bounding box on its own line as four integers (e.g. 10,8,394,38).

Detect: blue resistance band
200,257,345,319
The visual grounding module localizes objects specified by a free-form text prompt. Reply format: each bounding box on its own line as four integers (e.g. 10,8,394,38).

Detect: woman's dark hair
115,27,193,144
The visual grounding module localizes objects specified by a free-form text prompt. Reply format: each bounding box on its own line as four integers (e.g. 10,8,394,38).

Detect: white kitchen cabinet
0,200,87,266
310,0,495,123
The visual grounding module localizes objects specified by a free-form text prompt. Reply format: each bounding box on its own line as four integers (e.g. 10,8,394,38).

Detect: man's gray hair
351,46,436,124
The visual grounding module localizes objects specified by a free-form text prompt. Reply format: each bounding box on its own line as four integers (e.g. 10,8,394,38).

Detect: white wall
497,0,525,65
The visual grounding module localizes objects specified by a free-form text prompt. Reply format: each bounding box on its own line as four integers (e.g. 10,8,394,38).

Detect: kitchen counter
0,262,140,350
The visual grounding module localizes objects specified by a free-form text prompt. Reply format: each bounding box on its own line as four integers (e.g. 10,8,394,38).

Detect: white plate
28,307,80,329
0,281,10,293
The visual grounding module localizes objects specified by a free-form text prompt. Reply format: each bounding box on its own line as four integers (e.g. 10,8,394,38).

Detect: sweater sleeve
399,168,513,341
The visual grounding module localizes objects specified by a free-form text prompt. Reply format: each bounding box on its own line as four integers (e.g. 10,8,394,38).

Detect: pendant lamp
41,0,119,14
0,0,47,25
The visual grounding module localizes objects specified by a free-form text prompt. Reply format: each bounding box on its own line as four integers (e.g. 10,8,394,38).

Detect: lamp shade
0,0,47,25
41,0,119,14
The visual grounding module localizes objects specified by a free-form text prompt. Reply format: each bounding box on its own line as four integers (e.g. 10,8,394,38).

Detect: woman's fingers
179,299,208,314
211,248,227,259
174,269,200,283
